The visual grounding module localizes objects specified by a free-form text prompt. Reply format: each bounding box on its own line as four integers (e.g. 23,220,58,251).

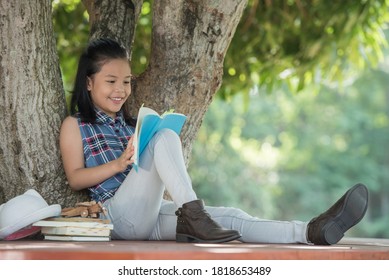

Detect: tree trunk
122,0,248,162
0,0,77,205
0,0,247,206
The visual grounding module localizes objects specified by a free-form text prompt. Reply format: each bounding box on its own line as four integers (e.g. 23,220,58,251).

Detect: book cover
41,226,111,237
44,235,111,242
33,217,113,230
132,106,187,172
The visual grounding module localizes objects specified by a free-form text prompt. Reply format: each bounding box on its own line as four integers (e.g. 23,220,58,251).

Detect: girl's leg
150,183,368,244
149,200,308,244
103,129,197,240
207,205,308,243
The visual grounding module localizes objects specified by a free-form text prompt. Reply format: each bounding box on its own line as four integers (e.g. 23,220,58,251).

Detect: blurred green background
53,0,389,238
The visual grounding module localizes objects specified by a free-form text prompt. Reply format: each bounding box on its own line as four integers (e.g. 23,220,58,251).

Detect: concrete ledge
0,237,388,260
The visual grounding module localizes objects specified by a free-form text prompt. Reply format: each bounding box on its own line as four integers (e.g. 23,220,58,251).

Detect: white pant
103,129,309,243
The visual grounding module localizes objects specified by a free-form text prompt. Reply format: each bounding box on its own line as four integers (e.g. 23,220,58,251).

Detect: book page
132,106,159,167
132,106,187,172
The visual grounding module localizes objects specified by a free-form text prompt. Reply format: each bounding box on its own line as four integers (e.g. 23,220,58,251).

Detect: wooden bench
1,237,388,260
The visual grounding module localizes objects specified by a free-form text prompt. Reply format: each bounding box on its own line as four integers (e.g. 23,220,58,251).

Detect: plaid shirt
77,109,135,202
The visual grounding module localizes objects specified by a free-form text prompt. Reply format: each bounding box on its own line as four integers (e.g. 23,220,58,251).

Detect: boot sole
176,233,241,243
321,183,368,245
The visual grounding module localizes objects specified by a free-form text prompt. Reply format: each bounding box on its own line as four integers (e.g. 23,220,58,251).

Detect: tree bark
0,0,76,205
83,0,143,54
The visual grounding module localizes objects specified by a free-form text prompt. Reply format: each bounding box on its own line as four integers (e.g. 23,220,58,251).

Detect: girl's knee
153,128,181,147
156,128,179,140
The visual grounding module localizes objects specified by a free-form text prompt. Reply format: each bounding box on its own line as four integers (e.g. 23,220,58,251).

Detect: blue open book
132,106,187,172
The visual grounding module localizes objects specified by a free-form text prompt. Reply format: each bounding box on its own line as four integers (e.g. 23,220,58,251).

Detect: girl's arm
59,116,134,191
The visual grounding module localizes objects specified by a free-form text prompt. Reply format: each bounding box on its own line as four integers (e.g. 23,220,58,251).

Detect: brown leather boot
307,183,368,245
175,199,241,243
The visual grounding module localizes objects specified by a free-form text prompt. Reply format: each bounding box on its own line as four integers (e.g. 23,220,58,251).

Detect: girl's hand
115,136,135,172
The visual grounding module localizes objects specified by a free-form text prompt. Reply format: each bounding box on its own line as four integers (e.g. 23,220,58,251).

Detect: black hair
70,38,136,126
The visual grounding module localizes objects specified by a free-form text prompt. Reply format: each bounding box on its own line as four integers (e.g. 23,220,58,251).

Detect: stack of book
33,217,113,241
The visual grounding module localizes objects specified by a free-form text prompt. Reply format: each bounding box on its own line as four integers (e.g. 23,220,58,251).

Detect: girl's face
87,58,132,118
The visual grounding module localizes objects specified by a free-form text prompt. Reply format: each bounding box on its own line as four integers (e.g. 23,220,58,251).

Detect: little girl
59,38,369,244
